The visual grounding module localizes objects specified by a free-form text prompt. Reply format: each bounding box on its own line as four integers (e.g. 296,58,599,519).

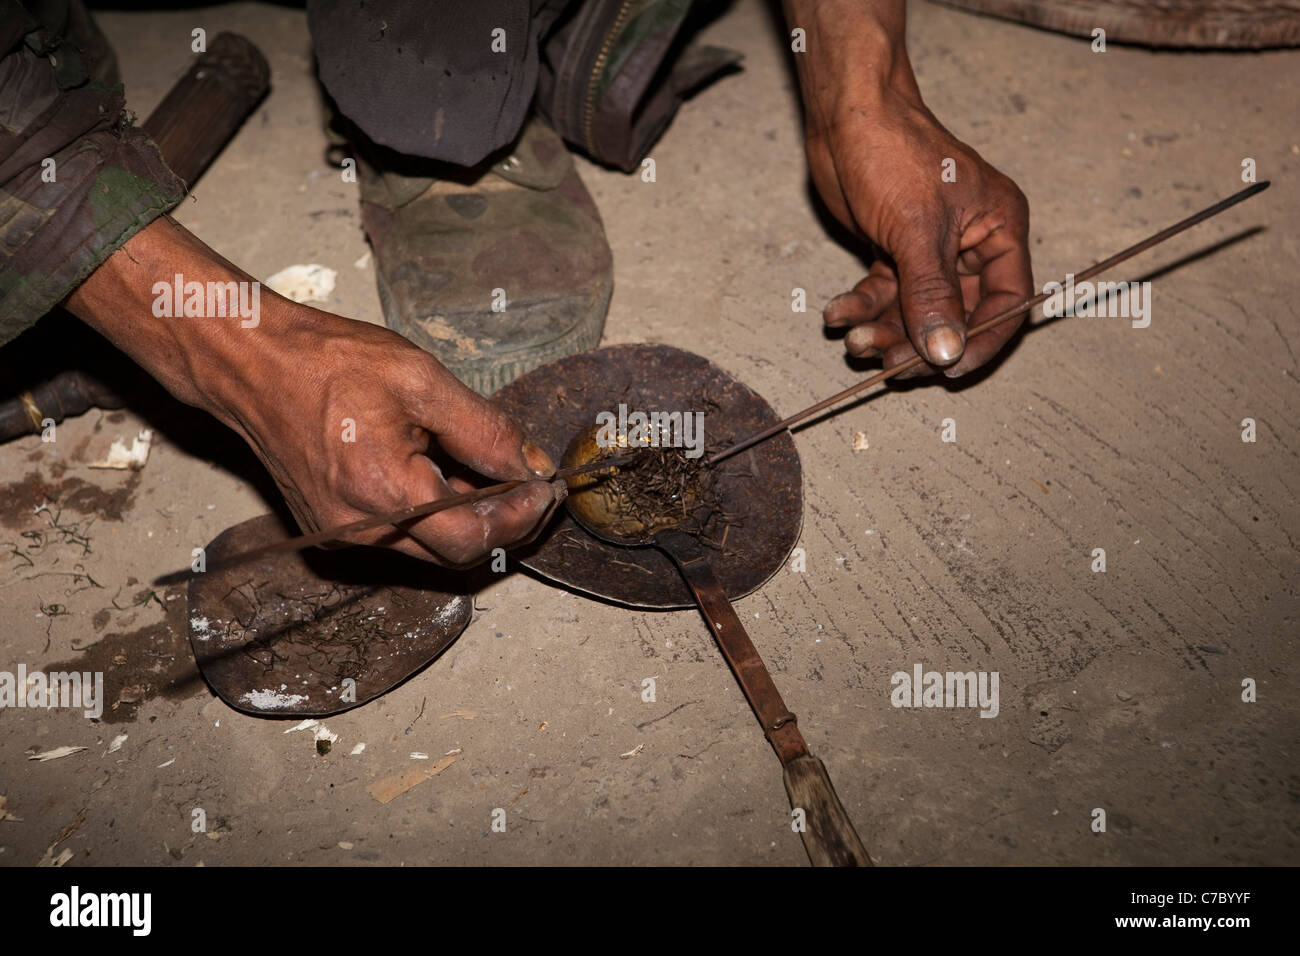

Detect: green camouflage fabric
0,0,184,347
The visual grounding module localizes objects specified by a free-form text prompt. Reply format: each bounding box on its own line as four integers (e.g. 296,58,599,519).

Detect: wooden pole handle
142,32,270,187
783,755,873,867
655,530,872,866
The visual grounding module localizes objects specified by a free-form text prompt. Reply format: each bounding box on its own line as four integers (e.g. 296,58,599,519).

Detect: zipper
581,0,633,156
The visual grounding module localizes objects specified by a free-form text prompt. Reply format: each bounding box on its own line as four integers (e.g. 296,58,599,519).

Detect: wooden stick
707,181,1271,467
142,33,270,187
657,528,871,865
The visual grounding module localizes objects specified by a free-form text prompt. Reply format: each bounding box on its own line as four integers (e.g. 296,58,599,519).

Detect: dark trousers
307,0,738,171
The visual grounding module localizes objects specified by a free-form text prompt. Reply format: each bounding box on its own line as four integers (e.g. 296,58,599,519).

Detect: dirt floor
1,1,1297,866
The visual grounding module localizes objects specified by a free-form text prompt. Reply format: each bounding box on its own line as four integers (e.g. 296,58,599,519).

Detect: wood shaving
366,754,457,804
0,795,21,823
37,846,73,868
28,746,86,762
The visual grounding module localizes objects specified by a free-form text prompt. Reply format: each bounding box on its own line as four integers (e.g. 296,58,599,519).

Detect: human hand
811,96,1033,378
68,216,558,567
786,0,1033,378
221,307,562,566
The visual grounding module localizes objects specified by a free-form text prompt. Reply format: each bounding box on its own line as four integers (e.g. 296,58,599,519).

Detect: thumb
894,229,967,367
427,379,556,482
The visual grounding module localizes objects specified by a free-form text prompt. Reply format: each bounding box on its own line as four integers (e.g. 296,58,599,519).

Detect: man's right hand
67,216,559,567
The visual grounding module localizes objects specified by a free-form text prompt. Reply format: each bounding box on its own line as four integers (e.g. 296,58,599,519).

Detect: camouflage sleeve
0,0,184,347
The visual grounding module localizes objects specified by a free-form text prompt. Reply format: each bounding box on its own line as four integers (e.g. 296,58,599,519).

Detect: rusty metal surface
494,344,803,608
187,514,472,717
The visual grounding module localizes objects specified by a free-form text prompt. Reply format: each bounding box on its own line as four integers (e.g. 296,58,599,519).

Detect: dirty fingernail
925,327,964,365
826,294,868,325
522,440,555,479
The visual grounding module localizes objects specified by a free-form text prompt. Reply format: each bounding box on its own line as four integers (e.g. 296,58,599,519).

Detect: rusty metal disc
494,344,803,609
929,0,1300,48
188,514,472,717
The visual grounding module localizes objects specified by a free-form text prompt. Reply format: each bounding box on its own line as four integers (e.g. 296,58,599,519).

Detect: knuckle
341,456,407,514
484,411,521,458
426,526,481,566
903,269,960,309
1008,192,1030,232
996,179,1031,231
441,544,482,567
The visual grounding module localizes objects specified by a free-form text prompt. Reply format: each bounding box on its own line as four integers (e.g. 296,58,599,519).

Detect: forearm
65,216,296,432
63,212,557,564
781,0,922,132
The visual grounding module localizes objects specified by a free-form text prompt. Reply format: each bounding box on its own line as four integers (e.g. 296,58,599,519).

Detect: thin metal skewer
159,182,1268,583
155,450,644,582
706,180,1271,467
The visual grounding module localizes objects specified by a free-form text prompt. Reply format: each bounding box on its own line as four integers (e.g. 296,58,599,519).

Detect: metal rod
706,181,1271,467
158,182,1268,582
155,450,643,582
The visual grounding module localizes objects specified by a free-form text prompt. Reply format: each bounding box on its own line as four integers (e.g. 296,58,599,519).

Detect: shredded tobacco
600,443,715,534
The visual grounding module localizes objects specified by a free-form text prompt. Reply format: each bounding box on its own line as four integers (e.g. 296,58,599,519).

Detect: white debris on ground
283,719,318,734
264,263,336,303
241,688,309,710
105,734,127,755
349,743,365,756
190,616,222,641
619,744,644,759
27,746,86,762
432,595,467,628
88,430,153,469
852,431,869,452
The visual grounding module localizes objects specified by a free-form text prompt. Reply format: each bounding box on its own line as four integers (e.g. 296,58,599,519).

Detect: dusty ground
1,1,1297,866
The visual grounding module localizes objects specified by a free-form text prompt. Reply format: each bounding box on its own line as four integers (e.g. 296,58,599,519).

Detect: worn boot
355,118,613,396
